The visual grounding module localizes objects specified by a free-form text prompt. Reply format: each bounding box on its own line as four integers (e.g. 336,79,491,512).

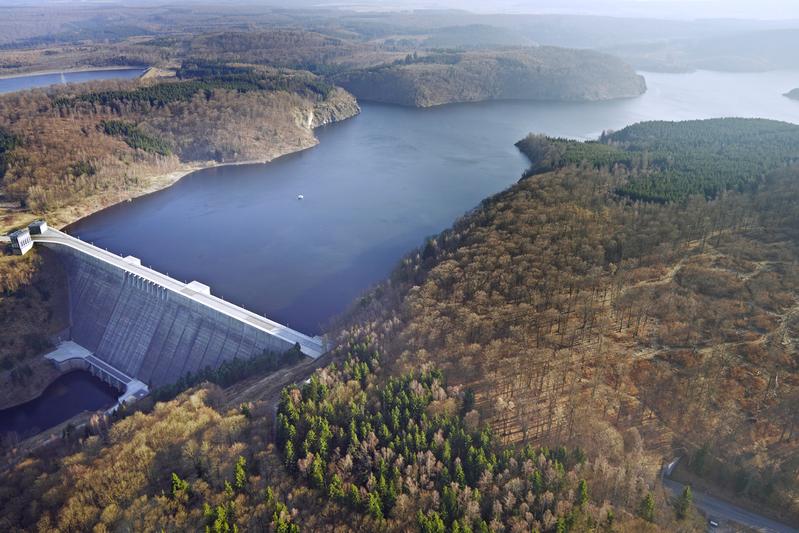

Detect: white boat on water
297,194,304,200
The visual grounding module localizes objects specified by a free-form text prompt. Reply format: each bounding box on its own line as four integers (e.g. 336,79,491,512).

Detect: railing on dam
32,227,325,359
19,225,327,390
45,341,148,413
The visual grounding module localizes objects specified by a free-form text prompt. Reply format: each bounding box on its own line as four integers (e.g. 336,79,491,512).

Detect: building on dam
5,220,326,409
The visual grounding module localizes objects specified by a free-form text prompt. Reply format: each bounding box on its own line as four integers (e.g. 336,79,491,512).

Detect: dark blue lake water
0,371,119,440
64,70,799,334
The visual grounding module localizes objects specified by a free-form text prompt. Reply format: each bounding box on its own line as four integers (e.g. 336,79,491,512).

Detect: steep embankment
0,62,358,405
336,47,646,107
339,119,799,524
0,248,69,410
0,62,359,230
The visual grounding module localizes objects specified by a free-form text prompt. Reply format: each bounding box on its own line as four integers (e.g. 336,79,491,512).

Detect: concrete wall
49,246,297,388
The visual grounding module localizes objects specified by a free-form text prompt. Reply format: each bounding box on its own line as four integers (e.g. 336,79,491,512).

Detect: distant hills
420,24,535,49
786,88,799,100
335,47,646,107
606,28,799,72
343,118,799,526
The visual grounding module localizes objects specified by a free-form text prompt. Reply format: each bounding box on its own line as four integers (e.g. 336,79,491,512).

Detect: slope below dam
33,228,325,390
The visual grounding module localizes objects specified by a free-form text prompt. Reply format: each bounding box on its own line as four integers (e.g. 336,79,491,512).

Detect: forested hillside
0,248,69,410
5,118,796,532
0,333,691,532
0,60,359,418
517,118,799,202
0,26,647,111
0,63,358,227
334,48,646,107
342,119,799,524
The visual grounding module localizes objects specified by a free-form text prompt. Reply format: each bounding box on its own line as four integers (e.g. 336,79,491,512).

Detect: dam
7,224,325,395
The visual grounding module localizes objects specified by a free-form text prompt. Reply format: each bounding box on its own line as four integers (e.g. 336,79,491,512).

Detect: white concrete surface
186,280,211,295
45,340,93,363
33,228,325,358
45,340,149,413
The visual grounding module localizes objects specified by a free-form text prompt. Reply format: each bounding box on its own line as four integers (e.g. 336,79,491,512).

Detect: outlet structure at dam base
10,224,325,403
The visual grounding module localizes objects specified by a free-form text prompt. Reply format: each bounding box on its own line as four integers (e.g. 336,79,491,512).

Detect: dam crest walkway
32,228,326,360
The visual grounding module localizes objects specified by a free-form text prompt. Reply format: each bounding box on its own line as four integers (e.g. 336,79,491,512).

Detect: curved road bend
13,229,798,532
663,478,797,532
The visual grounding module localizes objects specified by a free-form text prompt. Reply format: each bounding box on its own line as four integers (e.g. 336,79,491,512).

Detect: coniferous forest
517,118,799,202
1,5,799,532
2,117,797,532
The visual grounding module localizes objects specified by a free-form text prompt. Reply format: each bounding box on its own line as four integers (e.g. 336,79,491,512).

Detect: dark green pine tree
675,486,693,520
639,492,655,522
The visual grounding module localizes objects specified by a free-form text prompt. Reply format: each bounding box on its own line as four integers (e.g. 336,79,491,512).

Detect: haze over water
67,70,799,334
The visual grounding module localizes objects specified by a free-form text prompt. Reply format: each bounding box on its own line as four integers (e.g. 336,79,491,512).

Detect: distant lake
0,371,119,440
65,70,799,334
0,67,145,94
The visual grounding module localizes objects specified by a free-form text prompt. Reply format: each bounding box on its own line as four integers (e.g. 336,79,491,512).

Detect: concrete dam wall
47,244,312,389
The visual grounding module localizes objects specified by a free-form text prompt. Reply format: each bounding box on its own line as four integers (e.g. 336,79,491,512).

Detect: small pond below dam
4,68,799,438
0,371,119,441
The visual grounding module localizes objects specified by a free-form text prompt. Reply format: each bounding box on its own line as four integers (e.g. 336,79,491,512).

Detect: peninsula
335,47,647,107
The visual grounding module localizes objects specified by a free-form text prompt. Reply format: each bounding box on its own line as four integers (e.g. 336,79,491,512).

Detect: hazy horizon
306,0,799,21
3,0,799,22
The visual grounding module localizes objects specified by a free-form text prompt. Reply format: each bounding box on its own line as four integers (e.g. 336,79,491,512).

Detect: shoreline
53,94,361,229
0,98,360,431
0,65,147,81
0,358,64,411
54,153,318,232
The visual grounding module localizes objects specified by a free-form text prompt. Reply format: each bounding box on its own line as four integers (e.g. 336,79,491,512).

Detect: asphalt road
663,478,798,533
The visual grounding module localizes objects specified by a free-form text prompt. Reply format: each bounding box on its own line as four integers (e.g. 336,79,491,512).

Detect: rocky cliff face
311,88,360,128
337,47,646,107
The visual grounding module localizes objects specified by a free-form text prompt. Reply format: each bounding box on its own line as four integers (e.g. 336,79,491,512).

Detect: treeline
518,118,799,202
0,63,358,214
341,120,799,523
56,79,248,110
276,336,620,531
515,135,631,175
152,344,304,402
390,51,464,66
52,65,334,113
100,120,171,155
177,61,334,99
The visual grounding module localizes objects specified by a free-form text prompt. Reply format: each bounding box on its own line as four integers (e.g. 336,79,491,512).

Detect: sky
322,0,799,20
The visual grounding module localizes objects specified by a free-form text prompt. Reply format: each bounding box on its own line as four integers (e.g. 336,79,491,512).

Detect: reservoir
66,70,799,334
0,67,146,94
0,371,119,440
